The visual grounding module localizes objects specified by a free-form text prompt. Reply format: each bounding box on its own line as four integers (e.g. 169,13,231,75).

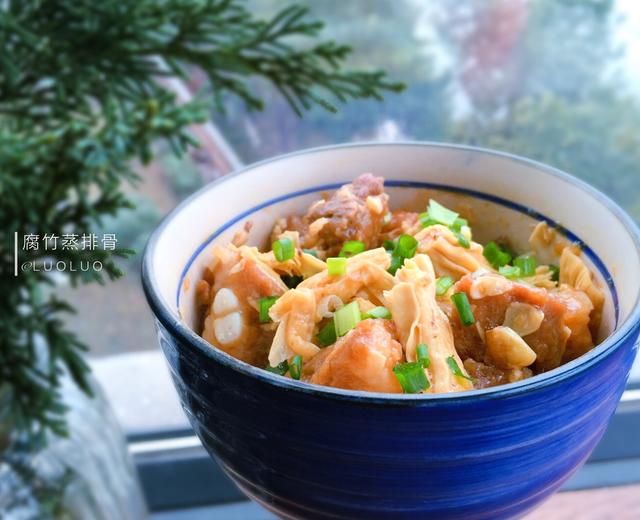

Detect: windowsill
92,351,191,439
150,484,640,519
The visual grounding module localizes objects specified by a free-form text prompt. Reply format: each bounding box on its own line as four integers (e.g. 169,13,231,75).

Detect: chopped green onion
259,296,279,323
416,343,430,368
395,234,418,258
383,239,396,252
499,265,522,279
549,264,560,282
289,355,303,380
428,200,459,227
514,255,537,277
452,229,470,249
273,238,295,262
281,274,303,288
362,306,392,320
339,240,366,258
316,321,337,347
388,234,419,275
334,301,361,337
388,254,404,275
451,217,468,232
435,276,454,296
498,241,518,260
419,212,438,228
446,356,473,381
483,241,512,268
327,257,347,276
393,362,430,393
303,248,318,258
451,292,475,326
265,360,288,375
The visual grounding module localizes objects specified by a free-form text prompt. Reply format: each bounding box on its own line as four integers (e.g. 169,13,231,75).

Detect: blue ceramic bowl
142,143,640,519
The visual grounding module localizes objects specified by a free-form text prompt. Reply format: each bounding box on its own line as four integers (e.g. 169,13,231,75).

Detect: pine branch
0,0,404,446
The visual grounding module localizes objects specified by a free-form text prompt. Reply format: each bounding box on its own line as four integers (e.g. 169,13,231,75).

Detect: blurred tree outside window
65,0,640,381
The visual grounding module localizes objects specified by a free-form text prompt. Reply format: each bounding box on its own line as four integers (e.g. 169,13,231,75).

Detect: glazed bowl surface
142,143,640,520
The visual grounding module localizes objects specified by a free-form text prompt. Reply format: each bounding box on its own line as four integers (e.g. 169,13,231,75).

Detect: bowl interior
146,143,640,383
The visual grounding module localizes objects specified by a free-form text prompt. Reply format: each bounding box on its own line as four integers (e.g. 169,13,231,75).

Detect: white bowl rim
142,141,640,404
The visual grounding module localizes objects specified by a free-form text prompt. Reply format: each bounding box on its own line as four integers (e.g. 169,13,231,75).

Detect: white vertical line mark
14,231,18,276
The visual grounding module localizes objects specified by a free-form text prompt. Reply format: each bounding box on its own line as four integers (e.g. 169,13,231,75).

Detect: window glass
77,0,639,382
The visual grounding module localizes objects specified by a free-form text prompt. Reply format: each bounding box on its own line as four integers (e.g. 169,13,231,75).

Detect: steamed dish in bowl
194,173,604,394
145,143,639,520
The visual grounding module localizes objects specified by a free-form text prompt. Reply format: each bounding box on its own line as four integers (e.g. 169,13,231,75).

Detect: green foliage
0,0,403,445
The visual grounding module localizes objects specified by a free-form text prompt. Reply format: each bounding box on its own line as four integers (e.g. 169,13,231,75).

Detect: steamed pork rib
463,358,533,388
450,272,593,375
197,173,607,395
304,319,404,393
381,211,419,242
272,173,389,258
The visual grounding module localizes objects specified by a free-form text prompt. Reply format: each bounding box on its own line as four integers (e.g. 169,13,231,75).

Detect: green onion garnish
334,301,361,337
446,356,473,381
452,229,470,249
483,241,512,268
451,217,468,232
265,360,288,375
281,274,303,289
395,234,418,258
316,321,337,347
388,234,419,275
259,296,279,323
273,238,295,262
393,362,430,393
451,292,475,326
499,265,521,279
428,200,459,227
419,212,438,228
388,254,404,275
303,248,318,258
339,240,366,258
435,276,454,296
549,264,560,282
514,255,537,277
362,306,392,320
416,343,430,368
383,239,396,252
327,257,347,276
289,355,303,380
